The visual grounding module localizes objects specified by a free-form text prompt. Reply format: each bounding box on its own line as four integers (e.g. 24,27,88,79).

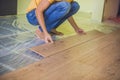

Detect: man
26,0,85,43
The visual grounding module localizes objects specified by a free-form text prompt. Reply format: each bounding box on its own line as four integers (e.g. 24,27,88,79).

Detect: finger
45,38,49,43
82,31,86,35
45,40,49,43
78,30,86,35
49,38,54,43
46,37,53,43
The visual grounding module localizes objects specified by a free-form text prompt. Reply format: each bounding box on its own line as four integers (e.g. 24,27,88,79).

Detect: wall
76,0,94,13
17,0,105,22
0,0,17,16
17,0,30,14
17,0,95,14
91,0,105,22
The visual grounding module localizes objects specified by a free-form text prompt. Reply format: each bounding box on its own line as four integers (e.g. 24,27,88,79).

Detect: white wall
91,0,105,22
17,0,105,22
17,0,30,14
17,0,95,14
76,0,105,22
76,0,94,13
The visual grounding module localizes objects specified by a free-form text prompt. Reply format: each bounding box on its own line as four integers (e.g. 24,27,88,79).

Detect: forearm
35,10,48,34
68,16,79,30
68,16,85,34
34,0,53,43
35,0,51,34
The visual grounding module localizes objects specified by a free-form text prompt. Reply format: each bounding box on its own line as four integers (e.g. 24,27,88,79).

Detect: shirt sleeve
48,0,54,4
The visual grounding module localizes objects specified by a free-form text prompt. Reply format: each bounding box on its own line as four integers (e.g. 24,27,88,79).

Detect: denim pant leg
39,2,71,32
26,2,70,32
26,9,39,25
53,1,80,29
26,1,79,33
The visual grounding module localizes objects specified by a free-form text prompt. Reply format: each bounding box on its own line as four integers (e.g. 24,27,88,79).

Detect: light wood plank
0,30,120,80
30,30,104,57
41,38,120,80
38,30,120,80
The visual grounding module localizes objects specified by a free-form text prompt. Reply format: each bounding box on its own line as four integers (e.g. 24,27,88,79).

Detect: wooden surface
0,30,120,80
30,30,104,57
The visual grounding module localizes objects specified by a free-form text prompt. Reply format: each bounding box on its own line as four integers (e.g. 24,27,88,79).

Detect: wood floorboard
0,30,120,80
30,30,104,57
42,40,120,80
40,30,120,80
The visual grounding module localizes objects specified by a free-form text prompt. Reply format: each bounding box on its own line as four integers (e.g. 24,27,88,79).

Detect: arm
35,0,53,43
68,16,85,34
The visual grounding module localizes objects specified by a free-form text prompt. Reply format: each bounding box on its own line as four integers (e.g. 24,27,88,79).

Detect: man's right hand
44,32,54,43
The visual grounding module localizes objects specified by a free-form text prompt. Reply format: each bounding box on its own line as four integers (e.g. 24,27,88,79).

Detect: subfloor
0,12,120,75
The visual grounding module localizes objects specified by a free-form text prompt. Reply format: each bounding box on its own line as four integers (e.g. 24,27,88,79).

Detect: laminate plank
41,37,120,80
40,30,120,80
30,30,104,57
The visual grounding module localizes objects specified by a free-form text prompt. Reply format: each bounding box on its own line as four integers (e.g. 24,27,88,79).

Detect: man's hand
68,16,86,35
75,27,86,35
44,32,54,43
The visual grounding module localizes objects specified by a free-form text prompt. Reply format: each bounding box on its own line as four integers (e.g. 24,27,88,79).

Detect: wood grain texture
0,30,120,80
30,30,104,57
41,38,120,80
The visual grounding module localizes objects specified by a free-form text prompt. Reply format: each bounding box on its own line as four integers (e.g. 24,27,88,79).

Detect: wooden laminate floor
0,30,120,80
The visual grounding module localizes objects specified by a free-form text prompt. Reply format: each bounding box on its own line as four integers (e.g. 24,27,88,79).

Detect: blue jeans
26,1,80,33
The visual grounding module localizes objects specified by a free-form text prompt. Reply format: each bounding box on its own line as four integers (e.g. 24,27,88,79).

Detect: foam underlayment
0,15,44,75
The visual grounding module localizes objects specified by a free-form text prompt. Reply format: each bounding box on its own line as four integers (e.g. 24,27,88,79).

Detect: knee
62,2,71,10
72,1,80,12
57,2,71,14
